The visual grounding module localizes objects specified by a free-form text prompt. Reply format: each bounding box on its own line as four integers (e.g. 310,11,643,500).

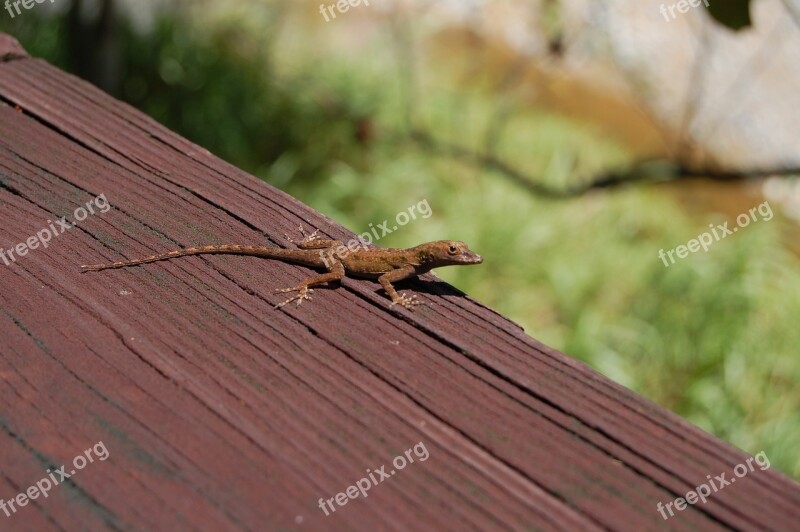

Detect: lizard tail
80,245,277,271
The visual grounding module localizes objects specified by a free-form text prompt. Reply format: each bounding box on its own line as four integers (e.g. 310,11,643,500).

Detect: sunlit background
3,0,798,479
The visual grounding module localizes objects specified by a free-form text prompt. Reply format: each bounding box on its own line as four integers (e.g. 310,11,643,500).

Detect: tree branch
410,128,800,199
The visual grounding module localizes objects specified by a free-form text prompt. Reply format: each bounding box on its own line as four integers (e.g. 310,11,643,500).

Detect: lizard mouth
459,251,483,264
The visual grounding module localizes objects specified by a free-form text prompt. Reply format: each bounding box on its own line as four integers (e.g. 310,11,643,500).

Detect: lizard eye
448,245,458,254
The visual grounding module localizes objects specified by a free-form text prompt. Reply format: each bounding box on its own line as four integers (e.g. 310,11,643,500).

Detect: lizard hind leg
285,226,342,250
274,285,314,308
285,225,319,245
273,262,345,309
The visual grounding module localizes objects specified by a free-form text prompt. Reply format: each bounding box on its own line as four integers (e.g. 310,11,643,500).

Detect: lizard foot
286,225,320,246
390,293,424,310
274,286,314,309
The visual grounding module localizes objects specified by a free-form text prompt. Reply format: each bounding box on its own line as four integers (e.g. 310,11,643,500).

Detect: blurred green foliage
2,1,797,479
2,4,372,186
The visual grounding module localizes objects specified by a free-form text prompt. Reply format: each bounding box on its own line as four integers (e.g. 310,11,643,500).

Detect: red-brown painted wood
0,34,797,531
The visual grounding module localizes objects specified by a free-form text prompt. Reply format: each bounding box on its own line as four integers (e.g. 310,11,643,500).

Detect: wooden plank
0,34,798,530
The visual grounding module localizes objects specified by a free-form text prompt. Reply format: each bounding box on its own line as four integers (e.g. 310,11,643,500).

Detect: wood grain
0,34,797,531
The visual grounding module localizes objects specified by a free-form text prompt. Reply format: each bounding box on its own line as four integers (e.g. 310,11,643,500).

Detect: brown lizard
80,228,483,310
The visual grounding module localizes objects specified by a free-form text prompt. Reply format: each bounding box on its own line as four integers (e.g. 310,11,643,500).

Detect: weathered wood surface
0,34,798,531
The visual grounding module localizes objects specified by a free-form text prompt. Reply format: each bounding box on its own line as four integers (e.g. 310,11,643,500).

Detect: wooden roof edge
0,33,28,62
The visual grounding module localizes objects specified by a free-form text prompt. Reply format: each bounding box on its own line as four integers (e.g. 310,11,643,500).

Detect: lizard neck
411,247,440,272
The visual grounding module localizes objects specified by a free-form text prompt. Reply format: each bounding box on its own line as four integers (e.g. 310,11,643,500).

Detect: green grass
269,17,800,479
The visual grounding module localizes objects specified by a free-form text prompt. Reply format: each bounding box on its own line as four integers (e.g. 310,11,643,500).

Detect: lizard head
420,241,483,266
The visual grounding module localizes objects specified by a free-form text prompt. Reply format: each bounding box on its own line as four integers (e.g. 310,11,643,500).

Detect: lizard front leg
275,260,345,308
378,265,423,310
